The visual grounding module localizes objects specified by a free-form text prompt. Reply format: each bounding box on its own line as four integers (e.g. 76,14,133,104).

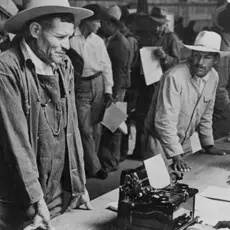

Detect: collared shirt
70,27,113,94
22,39,55,75
145,62,219,158
194,73,210,94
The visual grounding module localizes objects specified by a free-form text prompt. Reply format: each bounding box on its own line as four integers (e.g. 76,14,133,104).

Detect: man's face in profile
35,17,74,64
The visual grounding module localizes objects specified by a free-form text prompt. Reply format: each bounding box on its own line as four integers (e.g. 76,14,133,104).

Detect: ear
29,22,42,39
214,53,220,65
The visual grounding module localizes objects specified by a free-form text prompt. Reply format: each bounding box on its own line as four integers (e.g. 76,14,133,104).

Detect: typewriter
116,162,199,230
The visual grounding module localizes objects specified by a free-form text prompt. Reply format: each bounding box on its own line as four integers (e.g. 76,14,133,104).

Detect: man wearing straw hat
143,30,227,172
0,0,93,229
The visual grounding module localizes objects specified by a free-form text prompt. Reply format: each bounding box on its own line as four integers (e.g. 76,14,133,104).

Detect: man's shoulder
209,67,219,81
0,47,21,72
165,62,189,80
91,33,105,44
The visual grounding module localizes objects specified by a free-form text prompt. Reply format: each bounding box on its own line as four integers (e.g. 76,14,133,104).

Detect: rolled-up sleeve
155,74,183,157
0,61,43,204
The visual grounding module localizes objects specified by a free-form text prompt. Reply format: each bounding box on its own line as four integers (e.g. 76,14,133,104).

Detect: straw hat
183,30,229,56
4,0,93,34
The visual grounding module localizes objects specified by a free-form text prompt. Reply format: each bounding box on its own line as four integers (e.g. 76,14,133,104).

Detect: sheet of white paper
200,186,230,202
195,194,230,226
119,121,128,134
144,154,170,189
190,132,202,153
107,201,118,212
140,47,163,86
101,103,127,133
116,102,127,114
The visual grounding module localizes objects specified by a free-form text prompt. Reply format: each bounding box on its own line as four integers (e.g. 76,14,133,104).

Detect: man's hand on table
202,145,226,156
67,188,93,212
172,155,191,172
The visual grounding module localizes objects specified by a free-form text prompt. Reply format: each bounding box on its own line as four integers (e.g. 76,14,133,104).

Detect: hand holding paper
140,47,163,86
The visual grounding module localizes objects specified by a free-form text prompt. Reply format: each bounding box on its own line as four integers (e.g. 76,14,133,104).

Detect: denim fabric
75,75,105,175
0,42,86,228
37,73,67,209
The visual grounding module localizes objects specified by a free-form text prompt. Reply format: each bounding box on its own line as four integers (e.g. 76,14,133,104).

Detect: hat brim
4,5,93,34
151,16,168,24
183,44,230,57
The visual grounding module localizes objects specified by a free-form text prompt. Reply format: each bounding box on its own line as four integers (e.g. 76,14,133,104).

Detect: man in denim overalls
0,0,93,229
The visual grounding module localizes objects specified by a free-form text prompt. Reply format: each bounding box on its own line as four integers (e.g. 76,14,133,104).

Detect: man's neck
79,24,91,39
26,38,51,65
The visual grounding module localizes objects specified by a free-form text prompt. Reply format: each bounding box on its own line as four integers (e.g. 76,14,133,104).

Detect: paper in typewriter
144,154,171,189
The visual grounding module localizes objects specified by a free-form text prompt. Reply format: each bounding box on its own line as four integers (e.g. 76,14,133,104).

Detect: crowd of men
1,0,230,229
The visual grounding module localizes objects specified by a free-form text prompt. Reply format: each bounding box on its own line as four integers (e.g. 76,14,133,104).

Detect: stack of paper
195,186,230,226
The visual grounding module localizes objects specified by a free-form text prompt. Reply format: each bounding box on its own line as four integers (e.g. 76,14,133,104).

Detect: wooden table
51,138,230,230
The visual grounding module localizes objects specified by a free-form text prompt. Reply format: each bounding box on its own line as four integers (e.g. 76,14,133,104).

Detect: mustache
194,64,205,70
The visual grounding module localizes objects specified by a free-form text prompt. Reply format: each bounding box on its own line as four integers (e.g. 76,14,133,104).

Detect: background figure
174,16,184,41
212,2,230,139
98,6,130,172
119,7,140,161
69,4,114,179
183,20,197,45
133,6,181,159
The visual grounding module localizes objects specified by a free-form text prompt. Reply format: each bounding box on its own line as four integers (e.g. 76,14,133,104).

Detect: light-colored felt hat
4,0,93,34
183,30,229,56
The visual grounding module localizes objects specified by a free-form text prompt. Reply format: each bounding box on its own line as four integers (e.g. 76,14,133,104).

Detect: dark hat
83,3,120,25
213,2,230,31
150,6,168,24
83,4,103,21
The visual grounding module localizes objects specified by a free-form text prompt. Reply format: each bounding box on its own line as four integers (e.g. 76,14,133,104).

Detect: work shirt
70,27,113,94
145,62,219,158
0,40,86,206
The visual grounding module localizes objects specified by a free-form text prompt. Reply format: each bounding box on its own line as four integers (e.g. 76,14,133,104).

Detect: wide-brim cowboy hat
183,30,230,57
4,0,93,35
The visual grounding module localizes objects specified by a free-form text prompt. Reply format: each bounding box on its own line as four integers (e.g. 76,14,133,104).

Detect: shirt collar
74,26,94,39
21,39,55,75
194,72,210,82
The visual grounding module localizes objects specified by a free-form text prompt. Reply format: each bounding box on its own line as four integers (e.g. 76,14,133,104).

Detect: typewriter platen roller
116,165,199,230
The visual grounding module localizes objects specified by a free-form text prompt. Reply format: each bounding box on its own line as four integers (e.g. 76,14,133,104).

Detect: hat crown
24,0,70,9
107,5,121,20
151,6,166,19
194,30,221,51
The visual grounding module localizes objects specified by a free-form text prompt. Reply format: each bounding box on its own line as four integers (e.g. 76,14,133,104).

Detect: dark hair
26,13,74,30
